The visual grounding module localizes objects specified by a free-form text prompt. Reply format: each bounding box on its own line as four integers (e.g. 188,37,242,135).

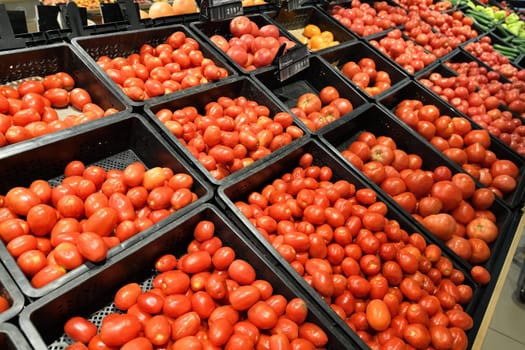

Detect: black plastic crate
318,104,516,274
321,0,408,39
0,43,128,155
144,75,308,186
0,262,24,323
379,80,525,209
463,30,523,63
319,40,409,100
366,30,441,76
450,40,504,71
217,137,484,347
252,55,368,133
190,13,303,74
0,113,213,299
19,204,360,349
71,25,236,111
0,323,31,350
264,6,357,53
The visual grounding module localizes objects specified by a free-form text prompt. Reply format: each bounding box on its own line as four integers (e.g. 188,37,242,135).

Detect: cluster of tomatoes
394,99,520,197
369,29,438,75
234,152,474,350
154,95,304,180
330,0,409,38
446,60,525,117
403,12,458,59
405,5,478,44
62,220,328,349
463,37,524,82
210,16,296,71
339,58,393,97
0,160,198,289
288,86,354,131
0,72,118,148
342,129,502,270
95,31,229,101
462,39,525,111
419,62,525,157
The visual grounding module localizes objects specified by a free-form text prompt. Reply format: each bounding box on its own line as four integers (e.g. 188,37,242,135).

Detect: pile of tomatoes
95,31,229,101
369,29,437,75
0,160,198,289
209,16,296,72
339,58,393,97
393,99,521,197
288,86,354,131
418,63,525,156
342,129,502,270
403,12,457,58
406,7,478,46
62,220,329,349
330,0,409,37
0,72,118,148
463,37,523,82
154,95,304,180
234,152,474,350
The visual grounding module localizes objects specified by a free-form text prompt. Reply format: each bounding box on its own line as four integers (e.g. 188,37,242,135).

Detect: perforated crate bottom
48,149,144,187
48,272,156,349
272,80,318,109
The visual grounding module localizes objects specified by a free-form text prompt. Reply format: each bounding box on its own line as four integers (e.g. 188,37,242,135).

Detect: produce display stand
0,0,523,348
472,208,525,348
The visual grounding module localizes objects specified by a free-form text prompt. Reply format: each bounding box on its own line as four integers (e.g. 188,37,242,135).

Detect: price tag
276,44,309,81
200,0,243,21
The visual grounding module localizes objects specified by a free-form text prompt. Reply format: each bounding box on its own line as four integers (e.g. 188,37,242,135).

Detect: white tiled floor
481,227,525,349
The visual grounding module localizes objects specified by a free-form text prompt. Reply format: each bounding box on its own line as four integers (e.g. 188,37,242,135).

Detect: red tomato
17,249,47,276
114,282,142,311
228,259,256,285
31,263,66,288
53,242,84,270
64,316,97,344
171,311,201,340
298,322,328,347
143,314,171,346
76,232,108,262
99,313,142,347
5,187,41,216
83,207,119,237
366,299,391,331
248,301,278,329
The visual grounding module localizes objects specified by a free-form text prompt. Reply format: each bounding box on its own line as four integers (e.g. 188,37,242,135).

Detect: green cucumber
493,43,521,54
494,47,519,60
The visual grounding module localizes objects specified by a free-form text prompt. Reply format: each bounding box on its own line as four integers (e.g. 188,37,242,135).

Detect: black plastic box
318,104,516,274
379,80,525,209
319,40,409,100
144,75,308,186
0,113,213,299
366,30,440,76
217,137,484,346
71,25,236,111
252,55,368,133
0,43,128,155
19,204,360,349
321,0,407,39
0,262,24,324
452,45,515,83
264,5,357,53
190,13,303,74
0,323,31,350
